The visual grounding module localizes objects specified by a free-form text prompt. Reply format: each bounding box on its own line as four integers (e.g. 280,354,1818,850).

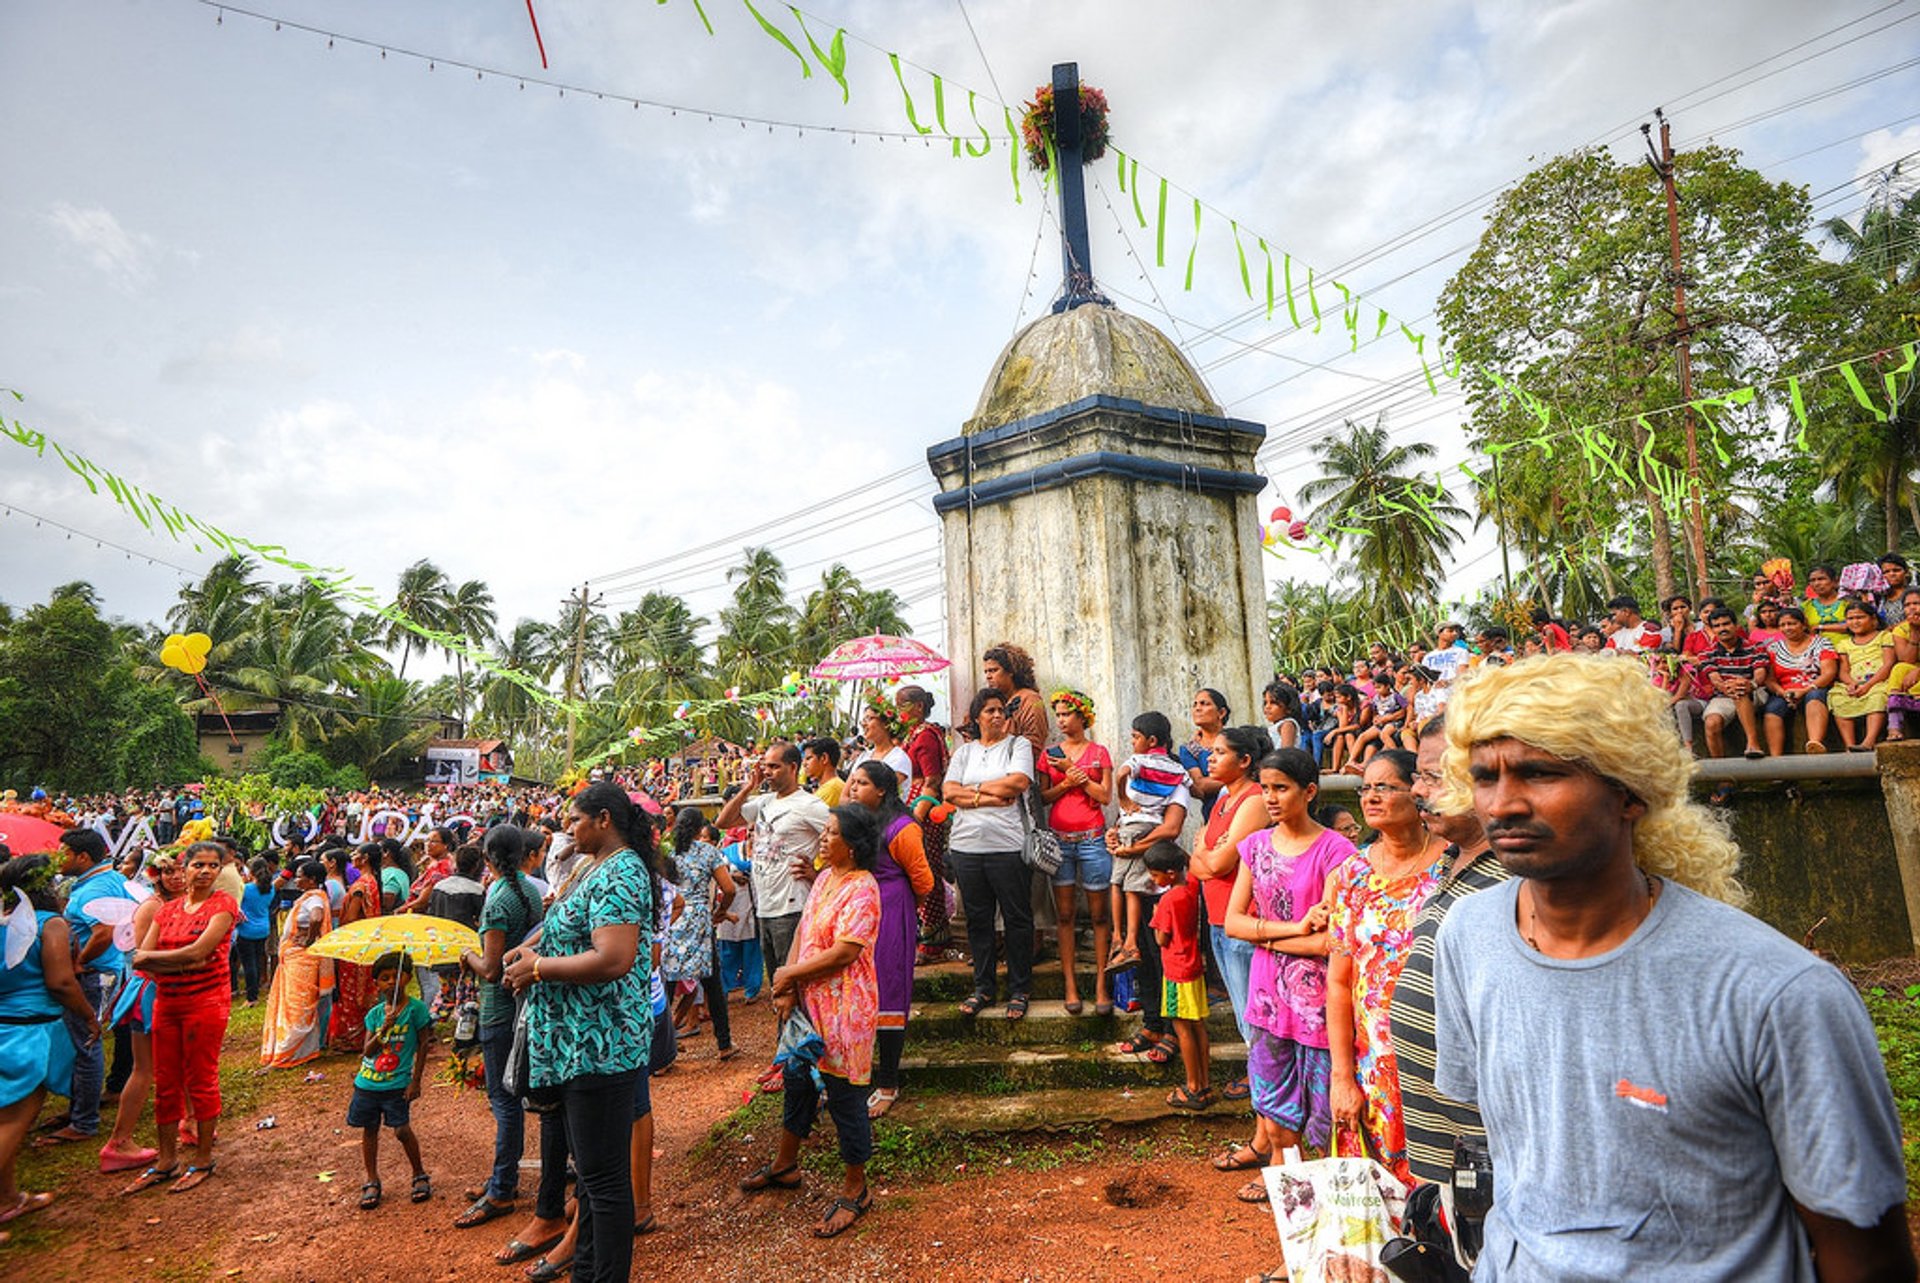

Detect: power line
0,501,199,575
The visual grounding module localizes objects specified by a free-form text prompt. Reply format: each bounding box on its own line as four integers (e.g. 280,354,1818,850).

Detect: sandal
1142,1038,1177,1066
168,1163,215,1194
1102,948,1140,978
633,1213,658,1235
454,1196,515,1228
0,1192,53,1224
717,1045,740,1062
1114,1030,1159,1055
1211,1144,1271,1173
121,1166,178,1195
813,1187,872,1239
957,993,992,1018
1167,1085,1216,1111
1221,1077,1251,1102
360,1180,383,1211
738,1162,802,1193
1006,995,1029,1021
526,1256,572,1282
411,1172,433,1204
495,1233,562,1265
867,1088,899,1119
1236,1178,1272,1204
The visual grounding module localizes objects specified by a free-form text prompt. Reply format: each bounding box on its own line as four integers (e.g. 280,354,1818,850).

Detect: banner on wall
425,746,482,786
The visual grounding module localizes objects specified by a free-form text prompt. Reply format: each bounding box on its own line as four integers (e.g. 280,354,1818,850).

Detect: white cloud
1854,124,1920,188
159,325,314,386
43,201,155,290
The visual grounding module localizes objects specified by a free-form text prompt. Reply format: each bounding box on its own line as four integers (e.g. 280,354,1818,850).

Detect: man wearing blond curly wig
1431,653,1913,1282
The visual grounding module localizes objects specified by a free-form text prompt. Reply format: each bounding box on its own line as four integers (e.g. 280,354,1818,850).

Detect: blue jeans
718,937,762,999
1050,833,1113,890
478,1021,523,1202
1209,923,1254,1045
65,971,111,1135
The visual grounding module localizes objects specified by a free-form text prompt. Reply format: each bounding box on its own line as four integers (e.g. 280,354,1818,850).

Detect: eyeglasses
1412,771,1444,787
1355,783,1410,797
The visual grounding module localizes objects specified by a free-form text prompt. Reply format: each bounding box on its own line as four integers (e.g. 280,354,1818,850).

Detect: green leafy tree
443,578,499,727
1436,145,1846,601
383,560,454,680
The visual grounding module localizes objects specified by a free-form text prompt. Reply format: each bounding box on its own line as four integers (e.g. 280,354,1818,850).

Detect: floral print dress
525,848,652,1089
1330,845,1442,1183
662,839,723,983
796,868,882,1085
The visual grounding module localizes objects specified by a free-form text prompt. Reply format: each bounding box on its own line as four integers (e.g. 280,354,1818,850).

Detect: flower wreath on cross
1020,82,1110,173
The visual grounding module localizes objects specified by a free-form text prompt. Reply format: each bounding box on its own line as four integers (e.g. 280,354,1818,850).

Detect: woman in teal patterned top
503,782,653,1283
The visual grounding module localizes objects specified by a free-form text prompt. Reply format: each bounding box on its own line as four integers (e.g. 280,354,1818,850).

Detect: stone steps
909,996,1240,1045
912,954,1178,1005
900,1038,1249,1093
876,1084,1253,1139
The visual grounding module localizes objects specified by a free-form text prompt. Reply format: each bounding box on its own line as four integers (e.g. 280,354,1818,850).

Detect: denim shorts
1763,687,1828,718
347,1086,410,1130
1050,832,1113,890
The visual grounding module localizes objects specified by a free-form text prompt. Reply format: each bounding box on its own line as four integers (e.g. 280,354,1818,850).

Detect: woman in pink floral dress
739,805,882,1240
1326,750,1445,1185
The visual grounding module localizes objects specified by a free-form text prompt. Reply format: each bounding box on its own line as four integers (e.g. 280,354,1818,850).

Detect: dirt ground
10,999,1287,1283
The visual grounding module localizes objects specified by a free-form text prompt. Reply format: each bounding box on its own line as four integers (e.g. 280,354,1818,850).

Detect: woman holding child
1326,750,1444,1185
1216,750,1355,1202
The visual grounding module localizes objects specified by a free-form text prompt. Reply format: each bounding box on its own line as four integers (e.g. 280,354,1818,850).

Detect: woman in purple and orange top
1186,725,1274,1104
897,685,951,960
125,841,237,1194
843,761,933,1119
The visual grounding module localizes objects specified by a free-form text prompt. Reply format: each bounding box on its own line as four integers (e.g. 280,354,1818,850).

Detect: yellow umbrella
308,914,481,967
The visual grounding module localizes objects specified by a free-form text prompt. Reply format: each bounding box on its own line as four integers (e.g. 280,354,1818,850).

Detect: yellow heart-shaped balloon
161,632,212,676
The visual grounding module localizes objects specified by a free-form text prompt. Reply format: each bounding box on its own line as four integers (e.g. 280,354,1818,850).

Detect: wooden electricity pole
1645,109,1710,601
563,582,598,773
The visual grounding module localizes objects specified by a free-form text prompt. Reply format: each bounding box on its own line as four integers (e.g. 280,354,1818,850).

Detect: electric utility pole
563,582,600,773
1644,109,1710,601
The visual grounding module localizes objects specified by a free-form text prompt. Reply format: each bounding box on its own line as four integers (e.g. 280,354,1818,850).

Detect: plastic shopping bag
1264,1145,1410,1283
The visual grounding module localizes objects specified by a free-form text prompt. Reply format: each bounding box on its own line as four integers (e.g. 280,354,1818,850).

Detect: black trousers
1134,890,1168,1035
560,1071,638,1283
873,1028,906,1091
949,847,1033,999
699,938,732,1052
781,1065,872,1166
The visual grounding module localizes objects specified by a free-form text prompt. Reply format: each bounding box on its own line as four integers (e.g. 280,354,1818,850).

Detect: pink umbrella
810,633,951,682
0,814,68,854
628,790,664,816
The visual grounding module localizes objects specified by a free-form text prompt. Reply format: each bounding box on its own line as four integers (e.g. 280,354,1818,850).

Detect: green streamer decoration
1885,343,1919,410
742,0,810,78
1838,361,1889,422
934,74,948,137
888,53,931,134
1282,255,1300,328
1001,105,1022,203
790,8,847,103
1305,267,1322,334
963,90,992,158
1130,156,1147,228
1155,177,1168,267
1230,220,1252,299
680,0,716,37
1260,236,1274,319
1786,375,1809,449
1375,308,1391,341
1335,281,1358,353
1184,198,1202,291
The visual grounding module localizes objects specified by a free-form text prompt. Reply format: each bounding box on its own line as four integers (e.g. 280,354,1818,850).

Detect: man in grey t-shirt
1430,653,1912,1282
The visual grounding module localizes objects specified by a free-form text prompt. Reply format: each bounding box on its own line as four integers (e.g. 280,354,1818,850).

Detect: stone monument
928,63,1273,735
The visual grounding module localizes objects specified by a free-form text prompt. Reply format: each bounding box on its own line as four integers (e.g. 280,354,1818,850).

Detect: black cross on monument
1050,61,1107,313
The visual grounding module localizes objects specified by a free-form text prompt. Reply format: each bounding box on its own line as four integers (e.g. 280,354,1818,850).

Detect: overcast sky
3,0,1917,680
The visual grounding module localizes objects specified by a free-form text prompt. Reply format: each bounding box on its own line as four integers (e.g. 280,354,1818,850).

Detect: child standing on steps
1146,840,1212,1111
350,952,434,1211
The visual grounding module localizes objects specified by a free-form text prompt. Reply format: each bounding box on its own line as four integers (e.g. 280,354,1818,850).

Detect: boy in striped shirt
1105,711,1193,973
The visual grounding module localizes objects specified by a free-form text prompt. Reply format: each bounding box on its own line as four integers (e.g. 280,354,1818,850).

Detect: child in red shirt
1146,840,1211,1110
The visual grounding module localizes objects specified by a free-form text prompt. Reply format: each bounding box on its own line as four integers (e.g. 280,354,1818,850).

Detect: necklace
1524,871,1657,953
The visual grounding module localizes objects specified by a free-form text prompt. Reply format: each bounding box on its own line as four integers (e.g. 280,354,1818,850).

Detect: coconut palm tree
442,578,499,728
611,592,711,725
383,560,454,679
477,618,558,746
1297,414,1468,615
222,586,359,750
849,587,911,640
323,675,443,780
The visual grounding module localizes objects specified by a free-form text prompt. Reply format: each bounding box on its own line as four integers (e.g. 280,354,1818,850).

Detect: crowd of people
0,554,1916,1276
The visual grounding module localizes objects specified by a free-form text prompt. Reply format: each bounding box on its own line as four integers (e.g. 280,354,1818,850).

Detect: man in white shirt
713,742,830,993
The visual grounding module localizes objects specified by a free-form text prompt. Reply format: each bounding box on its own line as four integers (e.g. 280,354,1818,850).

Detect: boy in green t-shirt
348,952,434,1210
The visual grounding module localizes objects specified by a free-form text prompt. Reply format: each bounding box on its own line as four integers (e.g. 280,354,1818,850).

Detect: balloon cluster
779,671,811,699
1257,505,1311,549
159,632,212,675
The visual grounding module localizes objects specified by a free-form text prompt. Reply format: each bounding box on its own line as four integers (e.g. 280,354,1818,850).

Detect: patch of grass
697,1089,778,1156
1866,984,1920,1201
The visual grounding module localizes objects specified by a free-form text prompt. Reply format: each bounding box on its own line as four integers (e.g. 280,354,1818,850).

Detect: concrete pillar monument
928,64,1272,737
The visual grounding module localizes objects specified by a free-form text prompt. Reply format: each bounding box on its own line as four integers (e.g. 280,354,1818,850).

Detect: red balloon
1288,521,1309,541
1270,505,1292,524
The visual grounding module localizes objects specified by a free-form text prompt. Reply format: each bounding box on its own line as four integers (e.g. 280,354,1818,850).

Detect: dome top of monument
966,303,1221,434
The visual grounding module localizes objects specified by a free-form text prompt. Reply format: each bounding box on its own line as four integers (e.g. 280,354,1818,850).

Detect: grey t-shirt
1434,877,1905,1281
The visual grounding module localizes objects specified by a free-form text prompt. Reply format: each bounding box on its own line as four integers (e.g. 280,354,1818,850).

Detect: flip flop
633,1214,658,1236
495,1233,562,1265
867,1089,899,1119
121,1166,178,1195
738,1162,802,1193
168,1163,216,1194
454,1197,516,1228
526,1256,572,1282
0,1192,53,1224
1221,1077,1252,1101
31,1127,90,1149
1236,1178,1272,1204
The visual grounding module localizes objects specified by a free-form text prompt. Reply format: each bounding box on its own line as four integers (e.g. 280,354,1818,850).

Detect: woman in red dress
123,841,236,1194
